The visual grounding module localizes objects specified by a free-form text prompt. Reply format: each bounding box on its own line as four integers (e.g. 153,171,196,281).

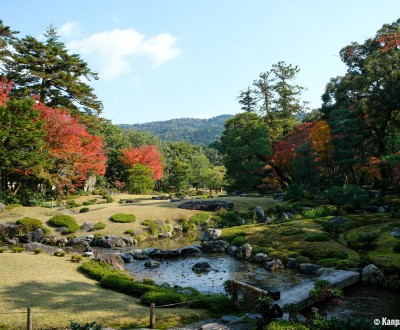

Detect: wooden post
27,307,32,330
149,303,155,329
232,280,238,308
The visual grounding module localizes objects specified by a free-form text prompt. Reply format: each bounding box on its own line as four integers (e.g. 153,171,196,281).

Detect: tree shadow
1,279,141,313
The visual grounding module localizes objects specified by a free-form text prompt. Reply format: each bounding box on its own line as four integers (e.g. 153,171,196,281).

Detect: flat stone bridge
276,269,360,310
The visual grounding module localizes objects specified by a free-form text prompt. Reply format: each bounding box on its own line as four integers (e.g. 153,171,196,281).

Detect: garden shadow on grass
1,280,142,313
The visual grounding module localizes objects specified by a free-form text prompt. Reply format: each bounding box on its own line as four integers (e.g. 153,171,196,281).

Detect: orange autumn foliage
120,145,163,180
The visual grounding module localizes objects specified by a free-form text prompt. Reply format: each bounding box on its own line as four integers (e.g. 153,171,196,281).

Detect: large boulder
178,200,234,211
200,228,222,241
237,243,252,260
298,263,321,275
265,259,284,271
93,235,126,248
201,240,229,253
192,261,212,273
285,258,299,269
0,223,21,240
254,206,266,222
150,249,181,259
253,253,269,263
179,245,202,256
24,242,55,253
20,228,45,243
94,253,124,271
362,264,385,286
69,235,94,246
81,222,94,232
144,260,160,268
227,245,238,256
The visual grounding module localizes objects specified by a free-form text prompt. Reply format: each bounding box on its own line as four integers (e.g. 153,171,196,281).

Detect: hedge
100,273,155,296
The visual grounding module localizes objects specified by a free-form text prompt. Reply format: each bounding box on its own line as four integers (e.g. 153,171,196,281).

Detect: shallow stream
124,252,314,294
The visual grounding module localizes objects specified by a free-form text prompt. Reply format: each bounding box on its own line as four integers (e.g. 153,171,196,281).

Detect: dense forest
119,115,233,145
0,18,399,206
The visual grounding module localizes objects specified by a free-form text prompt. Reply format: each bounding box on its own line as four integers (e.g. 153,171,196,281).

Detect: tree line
222,19,400,194
0,18,399,205
0,22,225,204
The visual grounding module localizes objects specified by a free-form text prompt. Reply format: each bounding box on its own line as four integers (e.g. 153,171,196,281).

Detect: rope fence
0,281,273,329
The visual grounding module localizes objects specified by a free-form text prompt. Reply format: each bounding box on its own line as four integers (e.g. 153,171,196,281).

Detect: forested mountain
119,114,233,145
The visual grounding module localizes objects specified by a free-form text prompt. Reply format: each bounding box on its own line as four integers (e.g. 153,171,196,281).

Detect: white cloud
67,28,180,80
59,22,81,38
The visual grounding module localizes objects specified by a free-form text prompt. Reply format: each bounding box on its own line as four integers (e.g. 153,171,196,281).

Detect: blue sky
3,1,400,124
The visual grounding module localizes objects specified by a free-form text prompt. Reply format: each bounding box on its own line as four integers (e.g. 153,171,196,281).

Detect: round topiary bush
79,207,90,213
109,213,136,223
92,222,106,231
16,217,43,233
231,235,248,247
48,215,80,234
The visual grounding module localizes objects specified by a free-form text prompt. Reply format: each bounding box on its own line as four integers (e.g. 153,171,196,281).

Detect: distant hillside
119,114,233,145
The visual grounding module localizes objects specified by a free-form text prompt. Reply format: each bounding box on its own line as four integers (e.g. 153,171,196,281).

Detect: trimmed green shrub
188,294,233,314
0,248,7,253
140,290,187,306
189,212,210,226
54,250,67,257
92,222,106,231
33,248,43,254
48,215,80,234
141,219,159,234
317,258,342,268
328,250,348,260
231,235,247,246
296,256,311,264
71,254,83,262
102,194,114,203
305,233,330,242
79,207,90,213
109,213,136,223
100,273,155,296
79,261,117,281
16,217,43,233
83,199,97,206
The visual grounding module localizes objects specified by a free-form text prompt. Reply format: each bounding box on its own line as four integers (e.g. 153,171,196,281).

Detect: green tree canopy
3,26,102,115
221,112,271,192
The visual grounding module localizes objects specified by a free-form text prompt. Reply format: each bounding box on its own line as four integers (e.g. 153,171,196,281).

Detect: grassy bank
0,252,207,329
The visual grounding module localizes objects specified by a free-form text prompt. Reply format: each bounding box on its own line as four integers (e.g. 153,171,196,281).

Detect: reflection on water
124,253,313,294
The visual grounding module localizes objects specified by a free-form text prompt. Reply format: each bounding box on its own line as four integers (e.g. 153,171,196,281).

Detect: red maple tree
120,145,163,180
36,103,106,192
